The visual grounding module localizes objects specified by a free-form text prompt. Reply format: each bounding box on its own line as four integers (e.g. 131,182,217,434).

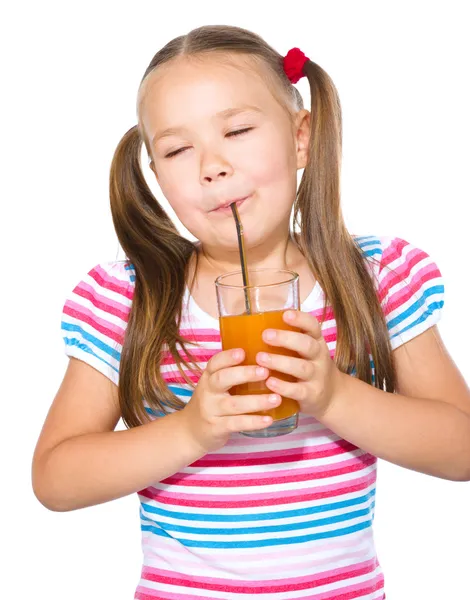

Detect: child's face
139,54,309,253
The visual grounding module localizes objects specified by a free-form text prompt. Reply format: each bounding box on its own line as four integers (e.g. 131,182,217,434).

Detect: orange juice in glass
215,268,301,437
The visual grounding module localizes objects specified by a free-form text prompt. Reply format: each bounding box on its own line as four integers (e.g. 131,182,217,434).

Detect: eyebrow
151,105,263,146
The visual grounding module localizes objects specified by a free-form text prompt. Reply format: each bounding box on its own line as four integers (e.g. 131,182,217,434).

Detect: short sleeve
61,261,135,384
377,237,445,350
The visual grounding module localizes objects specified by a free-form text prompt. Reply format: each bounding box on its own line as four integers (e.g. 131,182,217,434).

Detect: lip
212,195,250,213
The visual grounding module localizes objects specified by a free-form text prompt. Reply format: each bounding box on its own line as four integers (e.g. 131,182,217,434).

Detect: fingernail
264,329,276,341
284,311,295,321
256,367,267,376
232,349,242,360
258,352,270,363
269,394,280,404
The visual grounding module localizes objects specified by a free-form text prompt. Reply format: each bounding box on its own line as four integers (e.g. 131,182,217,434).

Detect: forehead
138,54,287,139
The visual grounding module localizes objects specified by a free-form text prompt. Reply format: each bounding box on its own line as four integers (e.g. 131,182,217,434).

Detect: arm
32,358,205,512
322,326,470,481
33,350,278,512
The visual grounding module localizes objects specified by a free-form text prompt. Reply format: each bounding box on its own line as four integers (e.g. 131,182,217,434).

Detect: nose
200,150,234,185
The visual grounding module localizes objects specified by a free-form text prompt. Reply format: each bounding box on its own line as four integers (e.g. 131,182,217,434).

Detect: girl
32,24,470,600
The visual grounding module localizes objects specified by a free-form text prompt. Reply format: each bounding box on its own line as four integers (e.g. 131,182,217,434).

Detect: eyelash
165,128,253,158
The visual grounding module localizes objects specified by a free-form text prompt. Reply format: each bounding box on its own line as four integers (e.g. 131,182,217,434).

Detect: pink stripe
135,586,205,600
192,438,358,467
180,328,220,336
313,573,384,600
379,237,408,268
321,325,336,339
135,572,384,599
161,348,217,366
163,372,200,384
323,332,338,344
161,453,375,487
380,259,438,303
141,558,378,592
310,306,335,323
91,264,134,299
66,299,125,336
379,246,428,298
139,470,377,507
179,329,220,342
74,281,131,319
382,265,441,314
63,303,124,345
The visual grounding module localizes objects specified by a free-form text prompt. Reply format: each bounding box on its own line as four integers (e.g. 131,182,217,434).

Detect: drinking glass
215,268,301,437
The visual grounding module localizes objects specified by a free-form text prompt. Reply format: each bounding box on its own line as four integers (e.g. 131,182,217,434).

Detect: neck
196,230,305,277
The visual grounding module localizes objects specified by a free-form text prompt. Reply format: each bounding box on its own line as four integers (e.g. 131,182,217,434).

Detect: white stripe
151,462,377,496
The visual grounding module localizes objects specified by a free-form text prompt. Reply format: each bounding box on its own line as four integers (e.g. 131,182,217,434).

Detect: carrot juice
219,309,301,420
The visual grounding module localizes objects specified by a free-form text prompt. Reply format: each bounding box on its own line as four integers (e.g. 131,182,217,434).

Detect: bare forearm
322,373,470,481
34,410,204,511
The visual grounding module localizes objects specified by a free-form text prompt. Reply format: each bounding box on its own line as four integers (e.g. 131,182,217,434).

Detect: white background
2,1,469,598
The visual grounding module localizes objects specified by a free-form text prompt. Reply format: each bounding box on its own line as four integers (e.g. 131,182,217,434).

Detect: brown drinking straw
230,203,252,314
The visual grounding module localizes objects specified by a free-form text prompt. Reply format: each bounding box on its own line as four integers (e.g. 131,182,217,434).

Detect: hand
182,348,281,453
256,310,345,419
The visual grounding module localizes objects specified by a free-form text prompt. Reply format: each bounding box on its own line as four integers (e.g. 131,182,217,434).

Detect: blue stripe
140,503,375,536
61,321,121,361
353,235,378,243
168,385,193,397
124,263,136,281
357,238,380,249
63,337,119,373
391,300,444,340
387,287,444,331
141,519,373,548
140,489,376,523
362,248,382,258
145,407,167,417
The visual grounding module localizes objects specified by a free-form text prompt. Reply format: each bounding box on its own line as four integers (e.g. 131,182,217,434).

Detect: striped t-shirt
61,235,444,600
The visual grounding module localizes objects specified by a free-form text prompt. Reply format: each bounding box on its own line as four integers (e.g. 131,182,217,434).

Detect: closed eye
165,128,253,158
165,147,188,158
226,127,253,137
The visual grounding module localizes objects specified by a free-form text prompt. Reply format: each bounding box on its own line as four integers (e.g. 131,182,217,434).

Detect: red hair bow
283,47,309,83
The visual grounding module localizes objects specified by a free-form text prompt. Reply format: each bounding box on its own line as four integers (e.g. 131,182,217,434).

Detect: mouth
212,195,250,214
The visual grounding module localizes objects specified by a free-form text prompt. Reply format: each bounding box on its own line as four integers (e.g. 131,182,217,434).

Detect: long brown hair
109,25,396,428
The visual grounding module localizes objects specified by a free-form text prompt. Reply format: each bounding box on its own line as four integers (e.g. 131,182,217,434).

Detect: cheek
156,166,199,212
155,170,206,234
244,127,297,190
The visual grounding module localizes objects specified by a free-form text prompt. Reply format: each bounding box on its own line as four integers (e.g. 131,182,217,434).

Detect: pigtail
109,125,201,427
294,60,396,392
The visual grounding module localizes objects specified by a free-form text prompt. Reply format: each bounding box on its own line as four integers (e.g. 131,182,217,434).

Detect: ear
294,109,310,170
148,158,160,182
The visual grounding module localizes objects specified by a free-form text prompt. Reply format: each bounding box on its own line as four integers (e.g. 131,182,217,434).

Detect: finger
265,377,308,403
218,393,282,417
262,328,319,360
256,351,314,381
206,348,245,376
283,310,322,339
210,364,270,393
225,414,274,433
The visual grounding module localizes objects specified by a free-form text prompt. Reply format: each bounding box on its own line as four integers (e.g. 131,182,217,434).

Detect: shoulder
352,233,443,280
75,260,136,296
65,260,135,312
61,260,136,384
353,234,445,349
